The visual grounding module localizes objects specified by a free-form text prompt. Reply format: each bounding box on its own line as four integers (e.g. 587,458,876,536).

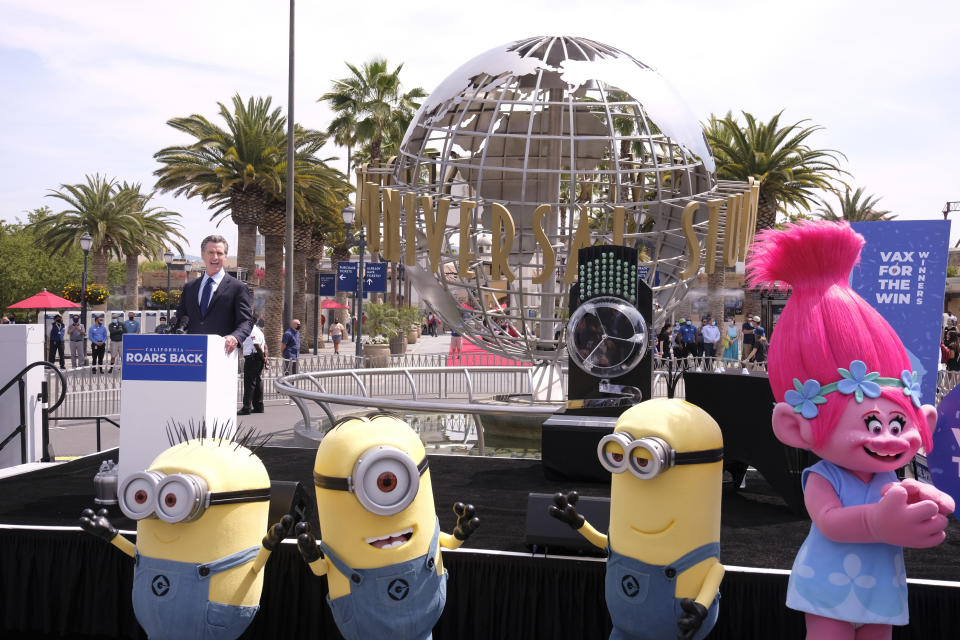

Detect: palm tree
153,95,286,279
114,183,187,309
706,111,847,316
319,59,426,167
37,175,142,286
815,187,894,222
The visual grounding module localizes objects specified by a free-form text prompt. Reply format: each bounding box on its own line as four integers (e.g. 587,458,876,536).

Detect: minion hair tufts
165,418,267,454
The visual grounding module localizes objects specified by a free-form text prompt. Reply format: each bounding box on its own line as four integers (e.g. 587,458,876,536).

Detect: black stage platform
1,447,958,639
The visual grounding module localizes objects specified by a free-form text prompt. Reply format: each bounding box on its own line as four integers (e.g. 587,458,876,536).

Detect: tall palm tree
115,183,187,309
319,59,426,167
153,95,286,279
37,175,142,286
815,187,894,222
706,111,847,316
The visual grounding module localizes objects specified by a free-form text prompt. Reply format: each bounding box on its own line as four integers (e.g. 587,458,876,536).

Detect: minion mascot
550,398,725,640
79,425,285,640
293,413,480,640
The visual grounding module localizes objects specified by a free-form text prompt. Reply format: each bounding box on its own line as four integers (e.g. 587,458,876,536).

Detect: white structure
118,334,237,484
0,325,45,469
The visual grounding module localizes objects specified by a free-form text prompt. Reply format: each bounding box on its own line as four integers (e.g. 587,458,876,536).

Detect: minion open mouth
365,527,413,549
863,446,902,462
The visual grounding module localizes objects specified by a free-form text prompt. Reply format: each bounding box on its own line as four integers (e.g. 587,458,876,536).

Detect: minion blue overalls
132,546,260,640
319,521,446,640
605,541,720,640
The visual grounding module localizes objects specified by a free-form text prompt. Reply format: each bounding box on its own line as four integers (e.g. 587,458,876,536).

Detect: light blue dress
785,461,908,625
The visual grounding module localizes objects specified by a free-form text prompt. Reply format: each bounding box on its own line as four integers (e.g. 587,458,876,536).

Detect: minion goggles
598,433,723,479
119,471,270,523
313,446,429,516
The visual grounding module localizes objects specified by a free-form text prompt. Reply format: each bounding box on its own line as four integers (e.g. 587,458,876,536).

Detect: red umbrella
7,289,80,310
321,299,349,309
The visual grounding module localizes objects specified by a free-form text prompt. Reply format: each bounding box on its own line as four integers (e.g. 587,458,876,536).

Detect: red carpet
446,338,530,366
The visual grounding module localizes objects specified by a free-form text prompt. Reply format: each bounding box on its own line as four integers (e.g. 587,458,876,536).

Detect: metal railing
0,361,66,463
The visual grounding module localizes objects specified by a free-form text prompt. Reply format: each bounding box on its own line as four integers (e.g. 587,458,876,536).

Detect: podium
118,334,237,484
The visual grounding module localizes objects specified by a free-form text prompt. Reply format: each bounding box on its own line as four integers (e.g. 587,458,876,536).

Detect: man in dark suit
175,234,253,354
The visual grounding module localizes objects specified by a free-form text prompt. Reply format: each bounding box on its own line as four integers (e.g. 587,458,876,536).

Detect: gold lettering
563,208,593,285
704,199,723,275
381,189,402,263
490,203,516,282
723,193,742,268
531,204,554,285
458,201,477,279
363,182,380,253
740,181,760,258
613,206,626,246
404,192,418,267
679,202,701,279
419,195,450,274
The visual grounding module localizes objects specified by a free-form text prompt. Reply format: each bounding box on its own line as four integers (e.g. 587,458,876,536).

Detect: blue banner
121,334,208,382
363,262,387,293
850,221,950,409
337,262,358,293
929,385,960,513
318,273,335,296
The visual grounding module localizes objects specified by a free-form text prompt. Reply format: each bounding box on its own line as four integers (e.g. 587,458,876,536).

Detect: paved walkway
48,332,456,457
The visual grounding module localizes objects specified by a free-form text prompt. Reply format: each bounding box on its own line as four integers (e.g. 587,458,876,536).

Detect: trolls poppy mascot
746,221,953,640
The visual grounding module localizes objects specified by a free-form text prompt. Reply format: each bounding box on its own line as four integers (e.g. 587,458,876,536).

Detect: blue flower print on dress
785,379,828,419
837,360,882,403
900,370,922,408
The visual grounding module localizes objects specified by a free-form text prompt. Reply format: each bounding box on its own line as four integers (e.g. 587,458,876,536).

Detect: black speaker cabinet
525,492,610,555
268,480,318,537
541,414,617,482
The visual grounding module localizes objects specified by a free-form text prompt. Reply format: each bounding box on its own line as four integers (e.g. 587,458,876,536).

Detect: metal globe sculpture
369,36,754,365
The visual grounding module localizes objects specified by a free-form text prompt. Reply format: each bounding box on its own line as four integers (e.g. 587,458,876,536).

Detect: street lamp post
79,232,93,366
163,249,174,329
342,205,366,359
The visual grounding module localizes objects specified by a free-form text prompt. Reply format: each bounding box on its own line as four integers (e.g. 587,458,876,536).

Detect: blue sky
2,0,959,254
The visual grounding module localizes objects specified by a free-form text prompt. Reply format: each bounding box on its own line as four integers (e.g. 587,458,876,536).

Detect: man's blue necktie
199,277,214,317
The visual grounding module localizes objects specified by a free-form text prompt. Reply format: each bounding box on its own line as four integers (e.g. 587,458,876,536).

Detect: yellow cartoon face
119,438,271,564
603,398,723,561
312,415,437,569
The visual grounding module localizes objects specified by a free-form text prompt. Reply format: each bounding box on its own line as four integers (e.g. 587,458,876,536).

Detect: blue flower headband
784,360,922,419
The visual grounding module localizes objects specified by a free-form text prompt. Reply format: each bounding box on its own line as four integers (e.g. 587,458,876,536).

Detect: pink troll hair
746,221,932,451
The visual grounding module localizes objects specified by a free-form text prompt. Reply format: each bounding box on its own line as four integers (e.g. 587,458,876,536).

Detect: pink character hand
868,483,948,548
881,479,956,516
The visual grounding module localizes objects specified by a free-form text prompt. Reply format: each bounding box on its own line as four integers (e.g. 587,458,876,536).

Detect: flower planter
363,343,390,368
407,328,418,344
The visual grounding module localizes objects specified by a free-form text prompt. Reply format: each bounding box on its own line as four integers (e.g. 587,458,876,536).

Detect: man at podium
175,234,253,354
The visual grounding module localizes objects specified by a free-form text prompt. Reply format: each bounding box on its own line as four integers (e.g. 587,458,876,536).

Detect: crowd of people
655,314,769,371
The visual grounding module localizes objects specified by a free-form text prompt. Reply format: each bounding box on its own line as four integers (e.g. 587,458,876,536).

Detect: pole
313,270,319,355
283,0,296,332
355,230,366,359
80,248,89,366
165,264,171,325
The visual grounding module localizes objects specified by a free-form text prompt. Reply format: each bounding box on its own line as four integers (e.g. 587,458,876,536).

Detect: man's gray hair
200,234,229,254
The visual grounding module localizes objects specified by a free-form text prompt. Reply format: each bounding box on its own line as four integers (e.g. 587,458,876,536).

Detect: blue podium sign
850,221,950,409
364,262,387,293
337,262,358,292
318,273,335,296
122,334,208,382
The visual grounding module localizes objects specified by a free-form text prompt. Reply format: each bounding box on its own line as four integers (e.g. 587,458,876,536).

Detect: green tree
35,175,143,286
114,183,187,309
154,95,287,279
320,59,426,167
815,187,895,222
705,111,847,316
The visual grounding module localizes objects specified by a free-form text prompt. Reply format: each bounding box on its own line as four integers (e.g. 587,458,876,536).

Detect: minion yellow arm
306,557,328,577
439,532,464,550
250,547,271,574
694,561,724,608
109,534,135,558
579,520,608,550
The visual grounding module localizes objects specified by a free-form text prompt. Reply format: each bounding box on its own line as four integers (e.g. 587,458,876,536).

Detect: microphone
173,315,190,334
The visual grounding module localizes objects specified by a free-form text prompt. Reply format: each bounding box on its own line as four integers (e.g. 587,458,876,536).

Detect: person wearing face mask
722,317,740,364
677,317,698,361
741,316,756,362
700,315,721,369
67,314,86,369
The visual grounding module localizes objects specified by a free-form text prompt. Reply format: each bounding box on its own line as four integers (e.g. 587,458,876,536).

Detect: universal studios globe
368,36,755,366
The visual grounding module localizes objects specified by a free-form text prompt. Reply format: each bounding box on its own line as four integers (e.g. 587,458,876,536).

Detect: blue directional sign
363,262,387,293
318,273,335,296
337,262,358,292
